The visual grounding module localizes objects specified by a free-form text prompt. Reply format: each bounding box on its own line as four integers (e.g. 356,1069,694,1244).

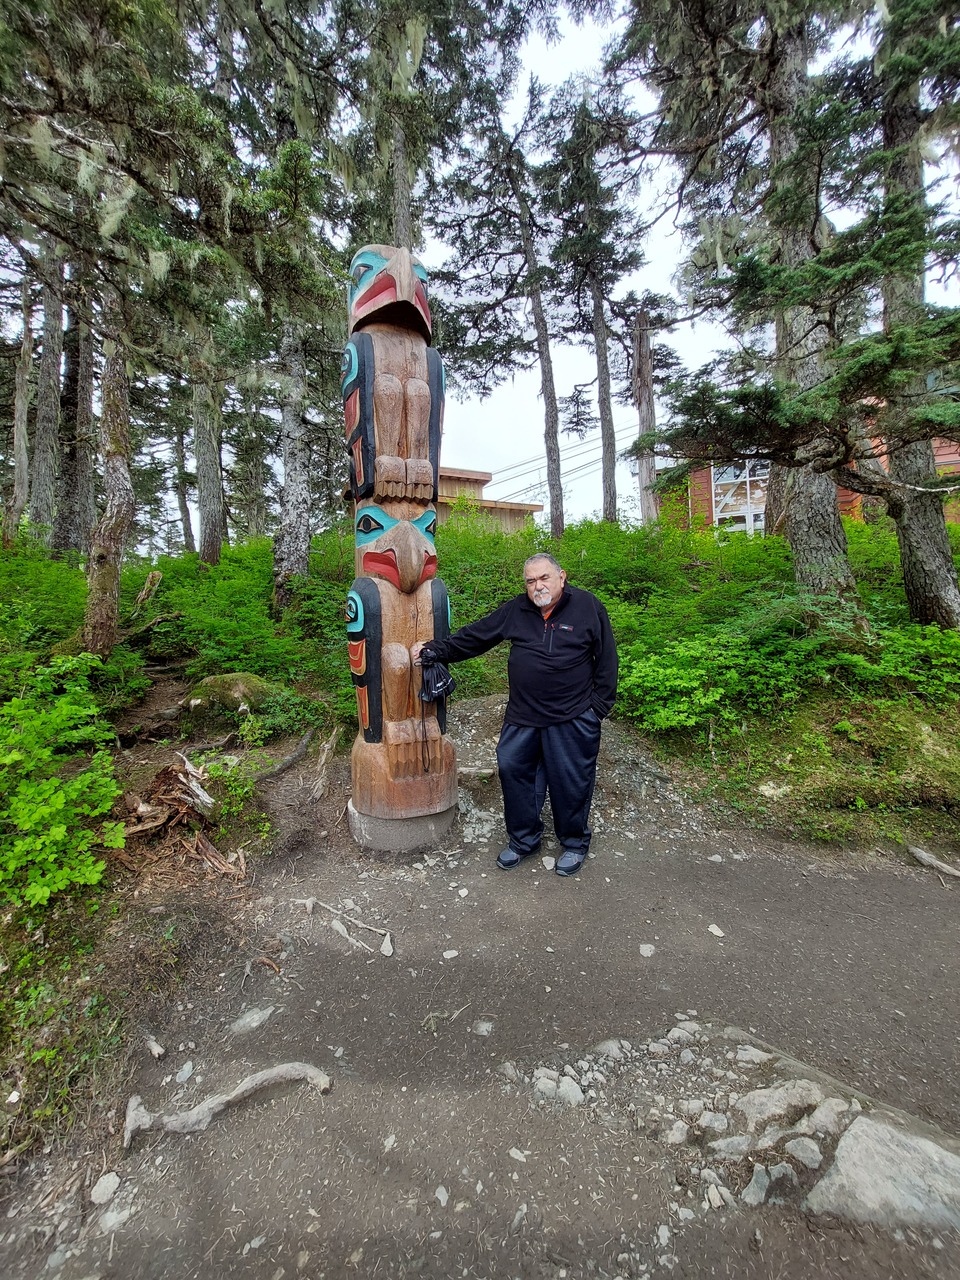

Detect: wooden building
436,467,542,532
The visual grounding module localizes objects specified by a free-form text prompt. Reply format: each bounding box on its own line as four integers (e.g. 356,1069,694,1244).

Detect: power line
489,420,638,484
488,424,638,499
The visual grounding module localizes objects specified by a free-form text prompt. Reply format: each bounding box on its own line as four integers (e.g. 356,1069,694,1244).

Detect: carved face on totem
347,244,432,341
354,501,438,595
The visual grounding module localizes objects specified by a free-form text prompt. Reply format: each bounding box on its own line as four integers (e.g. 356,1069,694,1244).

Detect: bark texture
882,74,960,628
194,380,225,566
2,285,33,547
83,326,135,656
508,156,564,538
30,256,64,532
765,23,857,600
272,321,310,612
590,274,617,523
173,414,196,553
632,311,659,525
51,270,96,554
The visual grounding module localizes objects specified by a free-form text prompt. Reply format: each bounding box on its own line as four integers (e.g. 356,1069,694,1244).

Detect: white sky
428,14,959,526
427,14,729,523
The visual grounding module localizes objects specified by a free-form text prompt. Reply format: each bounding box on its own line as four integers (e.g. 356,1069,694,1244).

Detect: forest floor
1,691,958,1280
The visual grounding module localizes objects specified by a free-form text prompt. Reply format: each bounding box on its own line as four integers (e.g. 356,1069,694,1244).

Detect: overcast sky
427,13,728,524
428,13,960,526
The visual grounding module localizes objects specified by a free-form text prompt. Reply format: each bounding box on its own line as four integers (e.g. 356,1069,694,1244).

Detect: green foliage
243,689,331,742
125,542,304,680
436,504,541,617
0,548,86,656
0,657,123,907
0,895,123,1151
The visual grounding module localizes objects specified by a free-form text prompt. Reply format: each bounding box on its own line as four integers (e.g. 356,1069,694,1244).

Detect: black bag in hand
419,654,456,702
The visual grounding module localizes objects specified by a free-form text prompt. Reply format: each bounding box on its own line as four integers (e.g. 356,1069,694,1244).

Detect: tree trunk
590,274,617,523
51,268,96,555
272,321,311,612
881,63,960,628
392,120,414,250
83,318,135,656
194,379,225,566
235,397,271,537
766,22,858,601
173,413,196,553
507,157,564,539
30,254,64,532
632,310,659,524
2,283,33,547
764,464,787,536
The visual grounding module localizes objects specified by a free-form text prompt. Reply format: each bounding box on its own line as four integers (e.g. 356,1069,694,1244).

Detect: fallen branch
255,728,316,782
123,1061,332,1148
309,899,389,936
908,845,960,879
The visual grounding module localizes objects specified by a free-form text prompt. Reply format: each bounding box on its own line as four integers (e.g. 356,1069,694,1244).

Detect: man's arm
415,600,513,666
591,599,618,718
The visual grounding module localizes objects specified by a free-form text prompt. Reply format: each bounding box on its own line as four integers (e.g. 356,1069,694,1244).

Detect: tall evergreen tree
610,2,861,599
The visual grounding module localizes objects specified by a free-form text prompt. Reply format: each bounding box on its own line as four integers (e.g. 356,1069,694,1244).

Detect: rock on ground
804,1116,960,1232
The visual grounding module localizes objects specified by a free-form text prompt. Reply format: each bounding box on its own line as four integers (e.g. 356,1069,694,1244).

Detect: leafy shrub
0,549,86,651
124,542,304,680
0,657,124,907
251,689,331,740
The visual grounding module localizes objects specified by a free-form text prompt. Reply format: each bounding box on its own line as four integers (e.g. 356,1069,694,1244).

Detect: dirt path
2,700,958,1280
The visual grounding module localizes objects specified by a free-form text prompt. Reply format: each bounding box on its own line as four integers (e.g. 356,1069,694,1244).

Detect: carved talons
375,456,407,498
373,456,436,502
383,717,443,778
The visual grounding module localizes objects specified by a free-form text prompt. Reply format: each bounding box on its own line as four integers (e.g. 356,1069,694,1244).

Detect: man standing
413,554,617,877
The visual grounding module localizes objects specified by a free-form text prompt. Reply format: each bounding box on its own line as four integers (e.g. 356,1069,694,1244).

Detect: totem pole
342,245,458,849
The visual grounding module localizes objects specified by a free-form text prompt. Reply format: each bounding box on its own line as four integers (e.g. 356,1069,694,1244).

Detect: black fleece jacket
422,585,618,728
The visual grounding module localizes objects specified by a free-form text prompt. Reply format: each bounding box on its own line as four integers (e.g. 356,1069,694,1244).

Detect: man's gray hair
524,552,563,574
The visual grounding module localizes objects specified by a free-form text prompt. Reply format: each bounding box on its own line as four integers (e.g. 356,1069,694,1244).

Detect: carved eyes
423,517,437,537
415,268,429,299
356,513,384,536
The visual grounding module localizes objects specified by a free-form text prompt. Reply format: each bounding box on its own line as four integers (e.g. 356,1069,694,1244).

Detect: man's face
524,559,566,611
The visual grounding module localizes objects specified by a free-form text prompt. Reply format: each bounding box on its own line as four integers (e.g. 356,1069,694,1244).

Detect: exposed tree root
909,845,960,879
255,728,316,782
123,1062,332,1149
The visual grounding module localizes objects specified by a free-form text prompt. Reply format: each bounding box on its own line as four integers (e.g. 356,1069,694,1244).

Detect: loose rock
662,1120,690,1146
733,1079,824,1131
228,1006,275,1037
784,1137,822,1169
90,1172,120,1206
741,1165,770,1207
804,1116,960,1232
557,1078,585,1107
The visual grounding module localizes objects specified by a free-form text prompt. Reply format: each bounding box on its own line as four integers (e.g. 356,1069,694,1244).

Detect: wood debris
119,759,244,884
309,728,340,801
123,1062,332,1148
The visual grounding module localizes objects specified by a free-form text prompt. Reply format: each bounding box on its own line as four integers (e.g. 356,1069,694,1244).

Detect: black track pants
496,713,602,857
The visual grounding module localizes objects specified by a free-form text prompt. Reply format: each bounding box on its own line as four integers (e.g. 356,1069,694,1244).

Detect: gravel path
2,701,957,1280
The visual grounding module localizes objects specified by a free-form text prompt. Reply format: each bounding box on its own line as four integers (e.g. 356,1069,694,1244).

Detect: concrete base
347,800,458,853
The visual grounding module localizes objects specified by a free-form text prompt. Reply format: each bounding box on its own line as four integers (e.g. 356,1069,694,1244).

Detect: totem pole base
347,799,458,853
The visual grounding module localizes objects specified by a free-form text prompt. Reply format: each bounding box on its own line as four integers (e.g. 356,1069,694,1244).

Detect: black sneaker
555,849,587,877
496,847,538,870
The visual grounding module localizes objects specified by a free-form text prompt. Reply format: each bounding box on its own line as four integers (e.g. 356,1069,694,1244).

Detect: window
712,461,769,534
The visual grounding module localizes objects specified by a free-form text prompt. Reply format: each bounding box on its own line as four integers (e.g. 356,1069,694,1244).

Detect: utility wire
489,421,638,484
489,424,639,500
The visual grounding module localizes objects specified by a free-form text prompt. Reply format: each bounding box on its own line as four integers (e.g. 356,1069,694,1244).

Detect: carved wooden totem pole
342,245,458,849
